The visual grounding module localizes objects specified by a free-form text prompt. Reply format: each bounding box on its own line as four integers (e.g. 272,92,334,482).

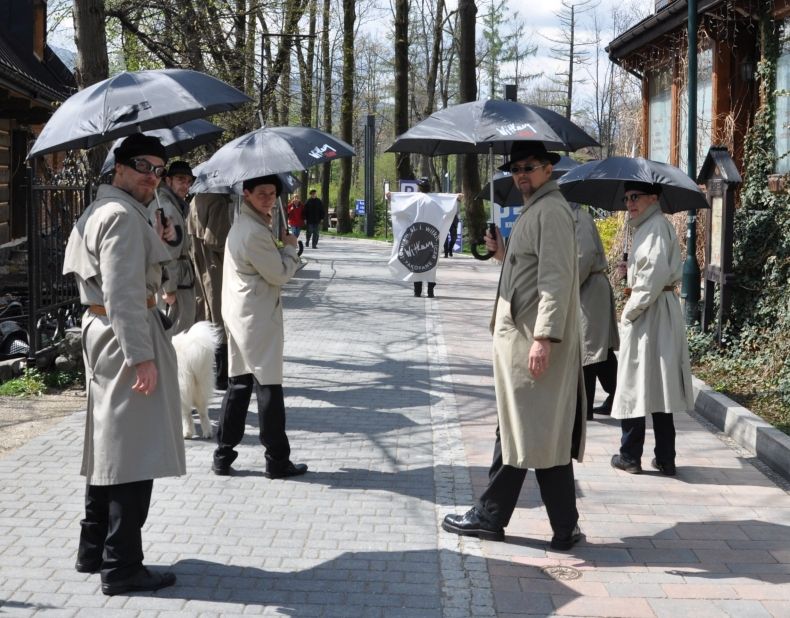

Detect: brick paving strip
0,237,789,617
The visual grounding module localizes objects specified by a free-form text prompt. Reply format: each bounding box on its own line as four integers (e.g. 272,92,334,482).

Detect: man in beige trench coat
148,160,197,335
212,175,308,478
443,142,586,550
573,204,619,419
187,191,232,389
610,182,694,476
63,134,186,595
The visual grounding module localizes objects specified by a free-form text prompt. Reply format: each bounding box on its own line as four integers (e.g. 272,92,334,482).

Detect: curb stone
693,375,790,482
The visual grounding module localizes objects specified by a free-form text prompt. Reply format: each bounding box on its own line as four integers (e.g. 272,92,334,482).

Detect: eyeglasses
124,157,167,179
509,163,546,175
621,193,648,204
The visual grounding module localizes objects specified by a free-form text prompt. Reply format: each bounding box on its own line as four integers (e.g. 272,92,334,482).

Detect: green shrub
0,368,46,397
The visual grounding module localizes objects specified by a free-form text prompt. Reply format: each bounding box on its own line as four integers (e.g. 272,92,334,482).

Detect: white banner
388,192,459,282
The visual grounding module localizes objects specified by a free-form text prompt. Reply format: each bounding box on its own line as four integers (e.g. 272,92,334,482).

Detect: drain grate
541,565,582,580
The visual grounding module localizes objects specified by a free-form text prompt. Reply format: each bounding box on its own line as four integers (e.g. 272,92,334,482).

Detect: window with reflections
648,65,672,164
775,20,790,174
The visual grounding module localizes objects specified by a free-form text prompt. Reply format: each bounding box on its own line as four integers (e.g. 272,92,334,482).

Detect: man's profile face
509,156,553,197
244,184,278,217
166,173,193,200
113,155,164,205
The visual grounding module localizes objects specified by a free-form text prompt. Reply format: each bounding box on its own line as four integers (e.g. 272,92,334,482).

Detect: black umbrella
479,156,582,205
190,162,300,196
28,69,251,158
194,126,355,190
386,100,600,155
100,119,225,175
557,157,709,213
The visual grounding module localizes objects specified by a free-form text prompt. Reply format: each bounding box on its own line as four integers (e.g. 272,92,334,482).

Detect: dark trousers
77,479,154,583
414,282,435,297
620,413,676,465
305,223,320,248
475,427,578,536
213,375,291,472
583,348,618,417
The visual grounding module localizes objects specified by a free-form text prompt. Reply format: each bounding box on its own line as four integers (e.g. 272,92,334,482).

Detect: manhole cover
540,565,582,580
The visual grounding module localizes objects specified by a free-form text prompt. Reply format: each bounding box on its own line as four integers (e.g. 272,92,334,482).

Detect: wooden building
0,0,75,245
607,0,790,179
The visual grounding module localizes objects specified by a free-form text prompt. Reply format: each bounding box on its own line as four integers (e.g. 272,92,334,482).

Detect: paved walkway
0,237,788,617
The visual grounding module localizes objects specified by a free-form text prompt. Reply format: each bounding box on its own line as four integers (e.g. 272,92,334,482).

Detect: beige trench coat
222,202,300,384
148,185,195,334
188,193,232,327
492,181,586,469
63,184,186,485
573,205,619,365
612,203,694,419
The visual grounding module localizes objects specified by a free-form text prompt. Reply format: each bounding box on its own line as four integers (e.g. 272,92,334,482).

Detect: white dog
171,321,222,439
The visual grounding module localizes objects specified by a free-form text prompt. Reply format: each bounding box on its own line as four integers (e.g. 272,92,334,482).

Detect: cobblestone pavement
0,237,788,617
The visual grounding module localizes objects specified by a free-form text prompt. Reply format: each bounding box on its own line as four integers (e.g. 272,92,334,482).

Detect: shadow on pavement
158,549,572,616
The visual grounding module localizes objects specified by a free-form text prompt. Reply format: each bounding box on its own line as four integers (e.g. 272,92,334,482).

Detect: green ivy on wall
690,7,790,429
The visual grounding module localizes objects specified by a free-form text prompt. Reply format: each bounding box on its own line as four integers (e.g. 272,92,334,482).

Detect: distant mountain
50,44,76,71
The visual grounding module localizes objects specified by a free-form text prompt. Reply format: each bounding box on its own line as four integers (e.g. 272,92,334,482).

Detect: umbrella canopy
190,161,300,196
194,126,355,191
100,119,225,175
557,156,709,213
480,156,581,205
386,100,599,155
28,69,251,159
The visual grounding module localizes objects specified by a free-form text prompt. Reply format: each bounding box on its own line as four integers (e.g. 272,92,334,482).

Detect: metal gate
21,166,92,361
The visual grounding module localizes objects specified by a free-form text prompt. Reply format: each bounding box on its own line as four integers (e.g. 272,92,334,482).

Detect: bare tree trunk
297,0,318,200
458,0,484,241
336,0,355,233
259,0,308,124
394,0,413,181
420,0,445,179
244,1,257,93
566,3,574,120
320,0,332,227
73,0,109,176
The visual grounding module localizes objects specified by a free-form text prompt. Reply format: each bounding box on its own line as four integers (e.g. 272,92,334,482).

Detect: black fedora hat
499,142,561,171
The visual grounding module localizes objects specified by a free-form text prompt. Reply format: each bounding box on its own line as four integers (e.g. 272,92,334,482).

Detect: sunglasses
124,157,167,179
622,192,649,204
509,163,546,175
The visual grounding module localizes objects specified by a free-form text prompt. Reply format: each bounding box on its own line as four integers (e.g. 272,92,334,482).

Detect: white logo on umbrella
495,122,538,137
309,144,338,159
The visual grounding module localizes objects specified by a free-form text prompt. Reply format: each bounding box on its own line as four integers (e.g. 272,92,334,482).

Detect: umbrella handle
471,222,497,261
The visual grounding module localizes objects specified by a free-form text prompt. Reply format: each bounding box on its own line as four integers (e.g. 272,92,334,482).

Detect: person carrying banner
442,141,586,550
413,177,436,297
386,180,458,298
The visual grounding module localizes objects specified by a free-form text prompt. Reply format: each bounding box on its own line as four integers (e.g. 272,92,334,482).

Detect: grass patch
0,367,84,397
0,368,46,397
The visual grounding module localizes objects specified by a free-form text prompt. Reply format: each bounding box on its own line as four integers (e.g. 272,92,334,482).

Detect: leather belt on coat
87,297,156,315
623,286,675,298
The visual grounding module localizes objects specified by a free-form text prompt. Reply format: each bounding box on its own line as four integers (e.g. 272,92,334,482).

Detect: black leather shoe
265,462,308,479
101,567,176,596
611,454,642,474
75,560,101,574
550,525,584,551
593,395,613,416
211,462,234,476
651,458,677,476
441,508,505,542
